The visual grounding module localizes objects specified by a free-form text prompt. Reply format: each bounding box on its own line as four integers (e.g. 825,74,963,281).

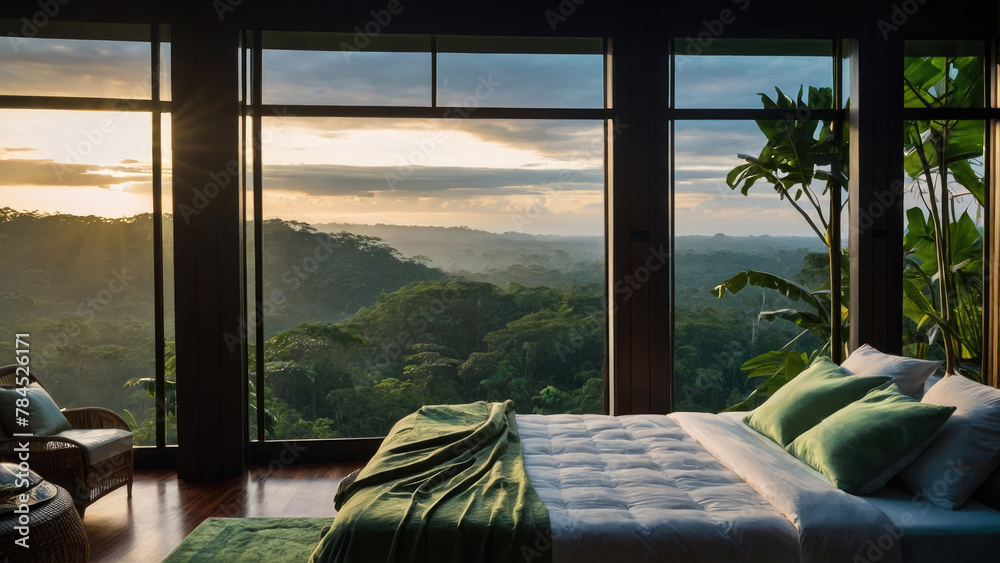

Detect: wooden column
610,2,672,415
849,32,904,356
172,2,247,479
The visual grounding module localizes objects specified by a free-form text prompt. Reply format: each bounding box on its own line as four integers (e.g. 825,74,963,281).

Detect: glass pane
161,112,177,446
901,119,984,378
437,53,603,108
674,40,834,109
0,109,160,444
260,117,605,438
262,49,431,106
245,113,263,441
160,42,172,102
673,120,846,412
0,37,154,99
903,41,984,108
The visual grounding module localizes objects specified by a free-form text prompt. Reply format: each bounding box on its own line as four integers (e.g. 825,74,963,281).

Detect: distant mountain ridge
315,222,828,266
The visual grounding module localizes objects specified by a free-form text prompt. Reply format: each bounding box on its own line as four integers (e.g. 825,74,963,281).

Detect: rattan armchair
0,365,133,518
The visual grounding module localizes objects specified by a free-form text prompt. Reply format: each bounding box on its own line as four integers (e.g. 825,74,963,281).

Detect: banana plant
903,54,985,377
726,86,847,245
716,85,849,409
902,208,983,380
713,257,849,410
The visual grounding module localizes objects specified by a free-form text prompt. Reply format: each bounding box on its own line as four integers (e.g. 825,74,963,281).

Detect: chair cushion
0,383,72,436
52,429,133,464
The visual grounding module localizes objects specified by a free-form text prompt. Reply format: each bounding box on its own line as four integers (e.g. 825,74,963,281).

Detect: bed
309,349,1000,563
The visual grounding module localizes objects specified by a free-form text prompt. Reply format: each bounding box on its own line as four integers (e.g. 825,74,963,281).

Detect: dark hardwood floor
81,463,363,562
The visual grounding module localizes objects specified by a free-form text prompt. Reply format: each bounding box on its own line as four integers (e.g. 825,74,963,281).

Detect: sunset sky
1,34,972,238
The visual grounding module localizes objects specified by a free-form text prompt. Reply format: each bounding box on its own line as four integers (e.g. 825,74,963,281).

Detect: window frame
0,21,173,462
243,30,614,446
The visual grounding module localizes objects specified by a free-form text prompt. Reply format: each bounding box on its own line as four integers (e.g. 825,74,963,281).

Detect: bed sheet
865,486,1000,562
519,413,795,563
519,411,903,563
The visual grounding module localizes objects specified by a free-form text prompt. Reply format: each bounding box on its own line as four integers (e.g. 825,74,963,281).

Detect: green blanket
309,400,551,563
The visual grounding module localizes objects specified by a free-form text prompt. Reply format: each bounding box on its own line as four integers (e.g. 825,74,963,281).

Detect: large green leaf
951,211,983,263
948,159,985,206
902,277,936,325
712,270,826,316
724,350,810,412
758,308,829,339
903,120,984,178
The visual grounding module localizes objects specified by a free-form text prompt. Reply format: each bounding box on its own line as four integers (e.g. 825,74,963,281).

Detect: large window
246,33,609,440
671,40,848,412
0,23,173,447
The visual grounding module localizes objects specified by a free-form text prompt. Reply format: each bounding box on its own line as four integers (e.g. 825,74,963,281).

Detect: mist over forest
0,209,825,442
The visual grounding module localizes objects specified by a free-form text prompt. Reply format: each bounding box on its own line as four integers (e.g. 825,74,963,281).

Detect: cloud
675,55,834,109
268,116,606,166
0,147,36,155
436,52,603,109
263,163,603,197
0,158,148,188
456,120,605,161
0,38,154,99
261,48,604,111
263,50,432,106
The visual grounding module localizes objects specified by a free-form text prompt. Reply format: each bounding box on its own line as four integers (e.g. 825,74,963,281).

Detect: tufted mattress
517,412,903,563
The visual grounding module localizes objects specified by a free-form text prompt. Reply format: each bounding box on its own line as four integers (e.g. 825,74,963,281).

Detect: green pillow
745,357,890,447
786,384,956,494
0,383,73,436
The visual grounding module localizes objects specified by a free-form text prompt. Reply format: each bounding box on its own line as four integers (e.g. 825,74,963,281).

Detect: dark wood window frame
0,20,174,467
1,1,996,478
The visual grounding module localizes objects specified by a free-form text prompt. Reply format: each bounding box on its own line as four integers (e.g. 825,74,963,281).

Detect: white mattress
517,413,799,563
518,412,904,563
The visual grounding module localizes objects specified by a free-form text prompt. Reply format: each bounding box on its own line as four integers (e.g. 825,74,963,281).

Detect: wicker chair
0,365,133,518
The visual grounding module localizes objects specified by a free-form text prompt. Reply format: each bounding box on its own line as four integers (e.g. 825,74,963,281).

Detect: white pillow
840,344,941,398
896,374,1000,509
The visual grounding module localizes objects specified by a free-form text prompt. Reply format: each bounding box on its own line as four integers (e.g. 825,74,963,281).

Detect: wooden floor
81,463,363,563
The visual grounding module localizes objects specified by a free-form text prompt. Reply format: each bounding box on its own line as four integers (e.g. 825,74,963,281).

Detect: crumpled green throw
309,400,551,563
